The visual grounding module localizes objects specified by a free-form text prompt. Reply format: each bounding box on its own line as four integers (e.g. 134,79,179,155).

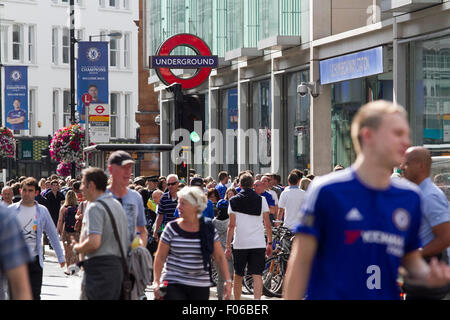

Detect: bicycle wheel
262,256,285,298
242,268,253,295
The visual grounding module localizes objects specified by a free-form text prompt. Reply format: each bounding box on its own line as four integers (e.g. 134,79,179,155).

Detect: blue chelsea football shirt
7,109,26,130
295,167,422,300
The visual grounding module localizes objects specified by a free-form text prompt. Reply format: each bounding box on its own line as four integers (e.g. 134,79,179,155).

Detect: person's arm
153,241,170,300
41,206,66,268
283,233,318,299
56,206,66,235
73,234,101,255
212,240,232,300
421,222,450,258
153,214,164,241
402,250,450,287
5,264,32,300
263,211,273,257
225,213,236,261
136,225,148,248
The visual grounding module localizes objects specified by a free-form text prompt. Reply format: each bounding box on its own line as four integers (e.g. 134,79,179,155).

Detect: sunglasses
167,182,178,186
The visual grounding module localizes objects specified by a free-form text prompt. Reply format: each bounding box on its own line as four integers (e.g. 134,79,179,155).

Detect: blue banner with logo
4,66,28,130
77,41,109,124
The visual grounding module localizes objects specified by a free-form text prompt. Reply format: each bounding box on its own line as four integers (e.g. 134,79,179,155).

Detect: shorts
232,248,266,277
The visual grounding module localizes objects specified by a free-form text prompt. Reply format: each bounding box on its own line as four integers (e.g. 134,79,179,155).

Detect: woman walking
153,186,232,300
57,190,79,275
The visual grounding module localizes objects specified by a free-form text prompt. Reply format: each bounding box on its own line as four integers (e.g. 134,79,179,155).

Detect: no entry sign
150,34,218,90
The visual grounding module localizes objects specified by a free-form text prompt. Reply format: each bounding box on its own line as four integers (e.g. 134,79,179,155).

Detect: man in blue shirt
6,99,26,130
284,100,450,300
400,146,450,299
215,171,229,199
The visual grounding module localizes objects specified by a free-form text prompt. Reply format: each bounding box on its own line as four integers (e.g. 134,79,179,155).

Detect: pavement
43,245,280,300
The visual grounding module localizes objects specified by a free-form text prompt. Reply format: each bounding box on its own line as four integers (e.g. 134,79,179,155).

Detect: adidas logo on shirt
345,208,363,221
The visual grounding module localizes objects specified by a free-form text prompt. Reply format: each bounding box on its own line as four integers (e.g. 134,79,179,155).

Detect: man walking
9,178,65,300
400,146,450,299
225,173,272,300
283,100,450,300
277,173,306,231
72,167,129,300
0,204,32,300
153,174,179,241
107,150,147,247
44,180,65,227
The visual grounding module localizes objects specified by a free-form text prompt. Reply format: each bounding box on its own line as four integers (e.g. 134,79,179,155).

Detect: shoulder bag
97,199,133,300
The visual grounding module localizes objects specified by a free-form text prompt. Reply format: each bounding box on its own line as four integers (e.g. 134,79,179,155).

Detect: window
124,93,131,138
28,25,36,63
53,90,59,132
110,93,119,138
109,0,117,8
123,33,130,68
110,37,119,67
123,0,129,10
52,27,58,64
12,24,23,61
63,90,71,126
62,28,70,64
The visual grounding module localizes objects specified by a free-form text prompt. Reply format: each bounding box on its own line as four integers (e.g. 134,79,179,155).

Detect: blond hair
351,100,407,155
64,190,78,207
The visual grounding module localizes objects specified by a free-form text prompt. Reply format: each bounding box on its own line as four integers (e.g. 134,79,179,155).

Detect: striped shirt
160,220,219,287
0,204,32,300
157,192,178,224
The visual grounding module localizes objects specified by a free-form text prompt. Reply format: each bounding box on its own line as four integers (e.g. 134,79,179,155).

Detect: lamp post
70,0,76,178
0,3,5,127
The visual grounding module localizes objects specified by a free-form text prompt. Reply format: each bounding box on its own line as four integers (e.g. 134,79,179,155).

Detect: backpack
64,205,78,233
199,216,215,282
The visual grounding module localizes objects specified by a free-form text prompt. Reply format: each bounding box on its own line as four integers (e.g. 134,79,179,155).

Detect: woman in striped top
153,186,232,300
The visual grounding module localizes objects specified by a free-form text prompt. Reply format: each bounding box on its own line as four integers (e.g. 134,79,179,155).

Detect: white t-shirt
17,205,38,257
267,189,279,206
278,186,306,230
228,196,269,249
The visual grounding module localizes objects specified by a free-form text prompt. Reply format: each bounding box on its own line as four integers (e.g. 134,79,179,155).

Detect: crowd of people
1,100,450,300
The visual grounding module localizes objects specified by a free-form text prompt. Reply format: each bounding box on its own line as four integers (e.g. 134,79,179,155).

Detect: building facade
144,0,450,181
1,0,139,180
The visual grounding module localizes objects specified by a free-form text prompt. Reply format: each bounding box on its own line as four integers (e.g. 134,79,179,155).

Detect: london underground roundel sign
150,34,218,90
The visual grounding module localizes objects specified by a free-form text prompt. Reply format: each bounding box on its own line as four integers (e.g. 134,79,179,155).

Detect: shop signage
320,46,385,85
150,34,218,90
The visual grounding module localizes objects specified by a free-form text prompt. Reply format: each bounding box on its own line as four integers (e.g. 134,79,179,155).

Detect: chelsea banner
4,66,28,130
77,41,109,124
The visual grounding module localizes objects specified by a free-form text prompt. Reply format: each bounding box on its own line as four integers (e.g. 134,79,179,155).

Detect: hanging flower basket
50,124,85,163
0,127,16,158
56,161,83,177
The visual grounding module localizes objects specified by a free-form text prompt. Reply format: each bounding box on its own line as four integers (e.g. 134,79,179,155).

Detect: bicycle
262,223,294,298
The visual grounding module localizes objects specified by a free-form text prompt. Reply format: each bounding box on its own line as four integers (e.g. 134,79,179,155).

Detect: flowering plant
50,124,85,163
0,127,16,158
56,162,72,177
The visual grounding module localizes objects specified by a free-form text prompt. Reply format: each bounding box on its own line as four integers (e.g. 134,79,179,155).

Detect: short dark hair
288,173,299,186
73,181,81,192
22,177,39,191
207,188,220,201
82,167,108,192
290,169,304,180
240,174,254,189
218,171,228,182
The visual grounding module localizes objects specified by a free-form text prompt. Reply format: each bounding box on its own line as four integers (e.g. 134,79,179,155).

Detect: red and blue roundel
150,34,218,90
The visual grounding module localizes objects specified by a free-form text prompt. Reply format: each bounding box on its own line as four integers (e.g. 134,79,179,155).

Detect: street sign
89,104,110,143
82,93,93,105
150,34,218,90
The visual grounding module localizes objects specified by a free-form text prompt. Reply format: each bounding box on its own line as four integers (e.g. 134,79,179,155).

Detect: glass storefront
286,70,310,172
409,36,450,154
331,74,393,168
251,79,272,174
220,87,239,178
